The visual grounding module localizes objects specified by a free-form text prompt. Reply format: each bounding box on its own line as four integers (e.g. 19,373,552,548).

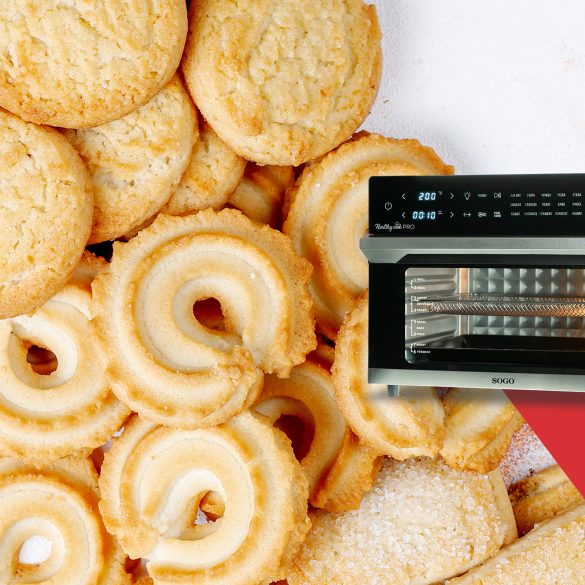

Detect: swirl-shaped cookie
284,133,454,338
99,411,310,585
0,456,129,585
254,347,380,511
0,283,130,460
332,294,446,459
92,209,316,428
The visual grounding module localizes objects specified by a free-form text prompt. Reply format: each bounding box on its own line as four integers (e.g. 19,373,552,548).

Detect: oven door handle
360,236,585,263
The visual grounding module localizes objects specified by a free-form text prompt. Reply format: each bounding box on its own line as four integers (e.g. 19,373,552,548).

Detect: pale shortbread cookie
283,132,454,339
0,1,187,128
70,250,108,290
509,465,584,536
288,458,517,585
65,77,197,243
332,294,446,459
447,505,585,585
229,163,295,228
164,119,246,216
441,387,525,473
182,0,382,165
0,109,93,319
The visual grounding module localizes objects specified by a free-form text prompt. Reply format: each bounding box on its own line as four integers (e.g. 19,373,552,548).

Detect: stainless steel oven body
362,175,585,392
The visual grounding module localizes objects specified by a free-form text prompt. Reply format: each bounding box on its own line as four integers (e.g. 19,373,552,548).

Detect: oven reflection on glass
404,267,585,366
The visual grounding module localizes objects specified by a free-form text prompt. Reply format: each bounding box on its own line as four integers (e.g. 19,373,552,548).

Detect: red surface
506,390,585,496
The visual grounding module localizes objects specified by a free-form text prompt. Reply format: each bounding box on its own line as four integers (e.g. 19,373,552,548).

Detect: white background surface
365,1,585,175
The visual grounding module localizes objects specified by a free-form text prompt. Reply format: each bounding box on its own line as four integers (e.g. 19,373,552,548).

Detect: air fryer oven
363,174,585,392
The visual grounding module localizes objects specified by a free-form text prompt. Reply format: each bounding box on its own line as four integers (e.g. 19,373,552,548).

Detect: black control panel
369,174,585,237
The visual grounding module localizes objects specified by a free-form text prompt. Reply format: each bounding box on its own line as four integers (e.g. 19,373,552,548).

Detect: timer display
412,210,437,220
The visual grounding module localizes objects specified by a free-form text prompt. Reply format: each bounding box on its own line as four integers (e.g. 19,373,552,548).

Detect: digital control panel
369,174,585,236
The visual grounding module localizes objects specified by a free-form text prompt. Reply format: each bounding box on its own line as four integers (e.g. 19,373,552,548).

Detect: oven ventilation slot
417,293,585,318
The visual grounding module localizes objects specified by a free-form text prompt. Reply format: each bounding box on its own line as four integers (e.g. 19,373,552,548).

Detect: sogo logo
492,377,515,385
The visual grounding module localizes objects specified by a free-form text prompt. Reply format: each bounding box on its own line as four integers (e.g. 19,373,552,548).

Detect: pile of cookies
0,1,583,584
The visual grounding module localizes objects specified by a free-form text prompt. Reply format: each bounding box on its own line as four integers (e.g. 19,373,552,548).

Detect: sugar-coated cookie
0,109,93,319
65,77,197,243
288,458,517,585
446,506,585,585
0,1,187,128
182,0,382,165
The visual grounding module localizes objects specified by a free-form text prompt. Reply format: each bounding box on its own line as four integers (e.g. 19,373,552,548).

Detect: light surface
366,1,585,174
19,535,52,565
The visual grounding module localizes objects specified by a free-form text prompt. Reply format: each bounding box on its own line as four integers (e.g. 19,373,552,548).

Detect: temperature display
418,192,437,201
412,210,437,220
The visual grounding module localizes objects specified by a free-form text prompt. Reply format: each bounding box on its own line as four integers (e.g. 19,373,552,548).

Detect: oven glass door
369,255,585,374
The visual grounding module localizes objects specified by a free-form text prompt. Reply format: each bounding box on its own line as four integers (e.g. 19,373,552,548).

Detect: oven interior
405,267,585,365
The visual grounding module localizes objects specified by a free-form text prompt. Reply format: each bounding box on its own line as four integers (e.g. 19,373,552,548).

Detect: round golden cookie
182,0,382,165
164,120,246,216
92,209,316,428
0,283,130,460
0,1,187,128
229,163,295,228
99,412,310,585
254,347,380,511
64,77,197,244
332,294,446,459
283,133,455,339
0,456,130,585
0,109,93,319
